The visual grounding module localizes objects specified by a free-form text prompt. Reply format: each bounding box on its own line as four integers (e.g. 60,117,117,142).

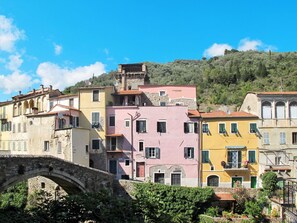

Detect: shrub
261,172,278,197
205,206,219,217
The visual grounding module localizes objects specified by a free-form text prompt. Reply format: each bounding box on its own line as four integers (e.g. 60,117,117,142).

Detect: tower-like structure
115,63,149,91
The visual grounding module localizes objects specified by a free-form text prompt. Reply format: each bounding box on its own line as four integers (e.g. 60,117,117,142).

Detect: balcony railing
222,161,248,170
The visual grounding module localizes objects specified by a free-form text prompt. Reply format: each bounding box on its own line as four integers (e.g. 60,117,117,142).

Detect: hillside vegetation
64,50,297,109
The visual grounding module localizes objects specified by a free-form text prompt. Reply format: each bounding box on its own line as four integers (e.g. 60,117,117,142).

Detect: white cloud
203,43,232,57
238,38,262,51
0,71,34,94
36,61,106,90
54,43,62,55
5,54,23,71
0,15,25,52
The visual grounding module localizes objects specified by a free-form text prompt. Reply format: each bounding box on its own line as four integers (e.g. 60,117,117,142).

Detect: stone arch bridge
0,155,114,194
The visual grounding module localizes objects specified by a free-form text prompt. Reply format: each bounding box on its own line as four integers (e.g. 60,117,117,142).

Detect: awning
105,133,123,137
225,146,246,149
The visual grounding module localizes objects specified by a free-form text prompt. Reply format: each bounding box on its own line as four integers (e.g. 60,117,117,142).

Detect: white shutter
290,103,297,118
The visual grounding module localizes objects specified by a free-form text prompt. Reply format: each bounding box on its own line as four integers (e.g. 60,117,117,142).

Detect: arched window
290,102,297,119
275,102,285,119
207,175,219,187
262,101,272,119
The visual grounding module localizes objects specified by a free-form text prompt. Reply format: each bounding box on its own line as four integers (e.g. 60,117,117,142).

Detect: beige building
78,86,114,170
240,92,297,181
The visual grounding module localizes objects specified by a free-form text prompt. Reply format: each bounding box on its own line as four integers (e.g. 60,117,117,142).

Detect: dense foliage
0,181,28,209
64,51,297,109
261,171,278,197
133,182,214,223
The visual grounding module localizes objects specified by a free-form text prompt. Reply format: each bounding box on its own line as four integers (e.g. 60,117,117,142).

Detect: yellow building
78,86,114,171
201,111,259,188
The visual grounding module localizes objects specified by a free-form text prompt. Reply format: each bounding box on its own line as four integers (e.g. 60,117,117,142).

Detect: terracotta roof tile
115,90,143,95
201,111,258,118
256,91,297,95
188,109,201,117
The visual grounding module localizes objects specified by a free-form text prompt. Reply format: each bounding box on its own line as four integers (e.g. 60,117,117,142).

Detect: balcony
221,161,249,171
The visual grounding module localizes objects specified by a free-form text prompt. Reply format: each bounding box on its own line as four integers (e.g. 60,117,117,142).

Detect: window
231,123,238,133
18,123,21,132
69,98,74,107
276,102,285,119
110,137,117,150
263,132,270,145
57,142,62,154
136,120,147,133
92,112,100,128
125,160,130,166
23,123,27,132
18,142,21,151
49,101,54,109
109,115,115,127
207,175,219,187
290,102,297,118
12,124,15,133
280,132,286,145
184,122,198,133
139,141,144,152
159,90,166,96
202,151,209,163
227,151,242,168
93,90,99,101
24,142,27,151
157,121,166,133
248,151,256,163
92,139,101,150
202,123,209,133
58,118,66,129
70,116,79,127
184,147,194,159
219,123,226,134
250,123,257,133
125,120,130,127
44,141,49,151
154,173,165,184
85,145,89,153
12,142,15,151
262,101,272,119
145,147,160,159
292,132,297,145
171,173,181,186
160,102,166,106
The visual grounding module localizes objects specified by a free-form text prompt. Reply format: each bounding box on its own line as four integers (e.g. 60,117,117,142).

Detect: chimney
40,84,44,93
49,85,53,91
19,91,21,95
33,89,36,94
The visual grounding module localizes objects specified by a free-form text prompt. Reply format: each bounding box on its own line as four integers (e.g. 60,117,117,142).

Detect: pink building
106,102,200,186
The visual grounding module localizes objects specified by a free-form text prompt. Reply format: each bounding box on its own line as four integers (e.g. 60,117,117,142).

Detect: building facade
201,111,259,188
240,92,297,180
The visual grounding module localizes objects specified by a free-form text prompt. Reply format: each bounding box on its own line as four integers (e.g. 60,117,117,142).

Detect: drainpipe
128,111,141,180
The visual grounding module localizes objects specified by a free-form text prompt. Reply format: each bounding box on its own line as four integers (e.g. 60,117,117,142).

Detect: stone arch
1,168,86,195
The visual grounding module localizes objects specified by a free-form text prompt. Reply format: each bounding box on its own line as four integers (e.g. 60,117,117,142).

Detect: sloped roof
201,110,258,118
188,109,201,117
115,90,143,95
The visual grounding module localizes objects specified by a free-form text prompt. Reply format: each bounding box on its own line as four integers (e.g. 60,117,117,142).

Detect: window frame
171,173,181,186
139,141,144,152
91,112,100,128
109,115,115,127
292,132,297,145
250,123,257,133
207,175,219,187
275,101,286,119
136,120,147,133
125,119,130,128
184,147,194,159
202,150,210,163
160,102,166,106
202,123,209,133
92,90,100,102
262,101,272,119
92,139,101,150
184,122,198,133
157,121,167,133
248,150,256,163
280,132,286,145
145,147,160,159
263,132,270,145
230,122,238,134
159,90,166,96
218,123,226,134
44,141,49,152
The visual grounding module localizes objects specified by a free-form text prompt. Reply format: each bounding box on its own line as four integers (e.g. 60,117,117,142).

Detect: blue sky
0,0,296,101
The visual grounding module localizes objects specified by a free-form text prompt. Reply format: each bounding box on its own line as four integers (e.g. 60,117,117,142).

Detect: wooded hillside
64,51,297,109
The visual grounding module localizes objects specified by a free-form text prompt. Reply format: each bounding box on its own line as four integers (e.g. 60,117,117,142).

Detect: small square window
145,147,160,159
136,120,147,133
184,147,194,159
92,139,101,150
159,91,166,96
125,120,130,127
160,102,166,106
248,151,256,163
125,160,130,166
139,141,144,151
157,121,166,133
